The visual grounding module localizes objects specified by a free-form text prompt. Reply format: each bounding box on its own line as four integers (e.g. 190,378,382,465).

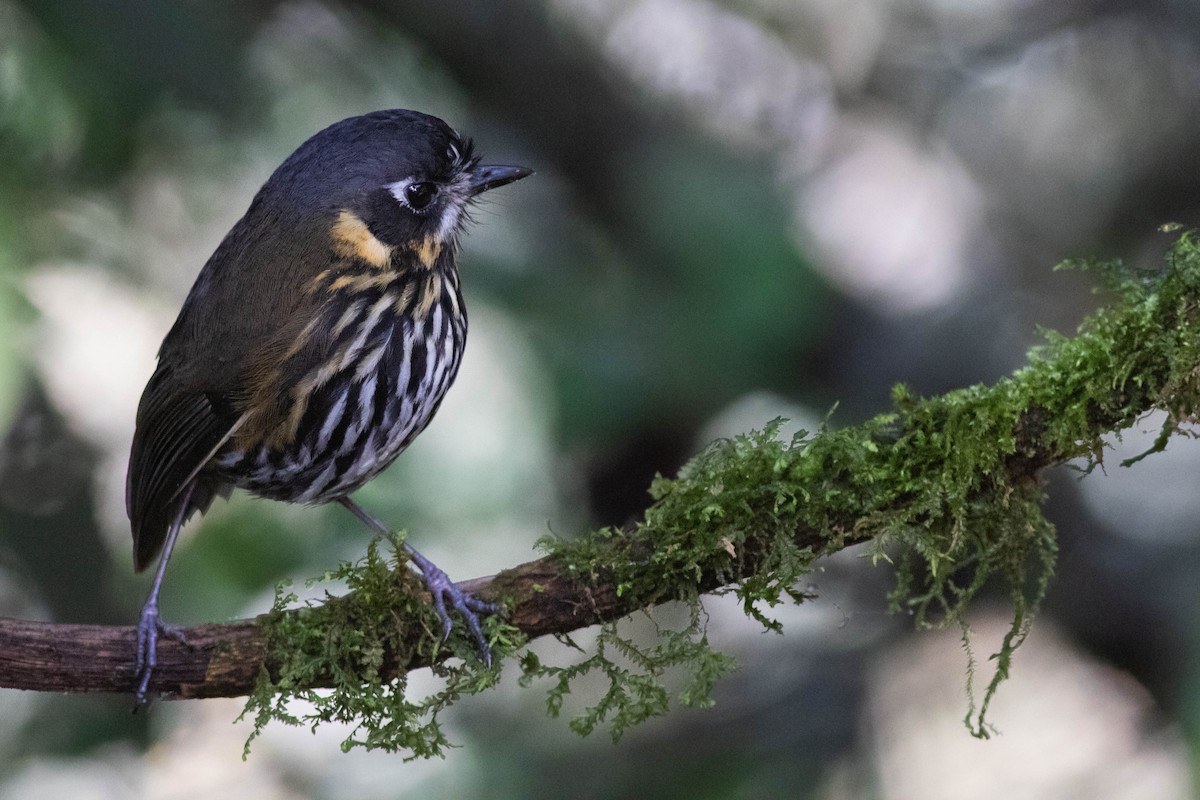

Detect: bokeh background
3,0,1200,797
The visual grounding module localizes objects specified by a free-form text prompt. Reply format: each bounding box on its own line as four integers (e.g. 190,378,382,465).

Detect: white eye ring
388,178,438,212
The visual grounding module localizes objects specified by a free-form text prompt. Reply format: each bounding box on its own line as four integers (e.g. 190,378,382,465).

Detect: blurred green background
3,0,1200,797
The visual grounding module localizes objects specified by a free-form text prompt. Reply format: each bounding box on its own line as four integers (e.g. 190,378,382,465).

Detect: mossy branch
3,233,1200,755
234,231,1200,751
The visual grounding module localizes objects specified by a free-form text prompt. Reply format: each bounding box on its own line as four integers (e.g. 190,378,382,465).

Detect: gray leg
134,483,192,706
337,497,497,666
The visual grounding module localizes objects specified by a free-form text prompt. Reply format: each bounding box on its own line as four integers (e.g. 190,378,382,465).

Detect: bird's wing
125,209,347,572
125,365,243,572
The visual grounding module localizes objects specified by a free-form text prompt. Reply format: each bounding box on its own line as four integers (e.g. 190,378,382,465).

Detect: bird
125,109,532,704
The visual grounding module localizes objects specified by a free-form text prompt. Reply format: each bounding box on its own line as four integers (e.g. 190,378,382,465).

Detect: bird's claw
405,547,498,667
134,600,187,707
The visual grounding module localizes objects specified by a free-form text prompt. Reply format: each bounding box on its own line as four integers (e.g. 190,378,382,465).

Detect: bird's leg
134,484,192,707
398,543,498,662
337,497,498,666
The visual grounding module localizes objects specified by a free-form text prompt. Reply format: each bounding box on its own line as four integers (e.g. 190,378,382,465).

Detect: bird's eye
404,182,437,210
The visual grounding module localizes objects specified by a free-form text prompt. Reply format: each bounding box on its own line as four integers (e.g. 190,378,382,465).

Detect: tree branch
0,523,831,698
4,238,1200,703
0,554,624,698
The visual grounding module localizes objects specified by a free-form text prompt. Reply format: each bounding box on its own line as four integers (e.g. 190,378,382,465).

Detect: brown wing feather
126,202,370,569
125,366,240,571
125,194,331,572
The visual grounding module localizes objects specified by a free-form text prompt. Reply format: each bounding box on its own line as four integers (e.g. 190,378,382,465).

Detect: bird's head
259,109,531,269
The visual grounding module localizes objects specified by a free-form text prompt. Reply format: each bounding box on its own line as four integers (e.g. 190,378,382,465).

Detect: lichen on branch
241,232,1200,755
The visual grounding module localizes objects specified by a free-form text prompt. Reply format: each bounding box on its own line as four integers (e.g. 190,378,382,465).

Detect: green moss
240,539,519,757
244,232,1200,755
519,611,738,742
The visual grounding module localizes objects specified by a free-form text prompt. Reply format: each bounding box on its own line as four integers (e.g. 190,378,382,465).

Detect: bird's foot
404,545,499,667
134,598,187,708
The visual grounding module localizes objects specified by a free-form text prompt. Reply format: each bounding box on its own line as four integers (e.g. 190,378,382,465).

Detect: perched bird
126,109,531,703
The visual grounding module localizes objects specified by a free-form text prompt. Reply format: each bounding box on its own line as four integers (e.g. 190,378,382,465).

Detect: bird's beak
467,164,533,196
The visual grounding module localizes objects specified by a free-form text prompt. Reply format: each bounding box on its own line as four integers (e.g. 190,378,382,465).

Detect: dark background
2,1,1199,797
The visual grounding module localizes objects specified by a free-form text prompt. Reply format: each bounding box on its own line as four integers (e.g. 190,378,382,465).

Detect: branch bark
4,241,1200,702
0,547,736,698
0,516,825,697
